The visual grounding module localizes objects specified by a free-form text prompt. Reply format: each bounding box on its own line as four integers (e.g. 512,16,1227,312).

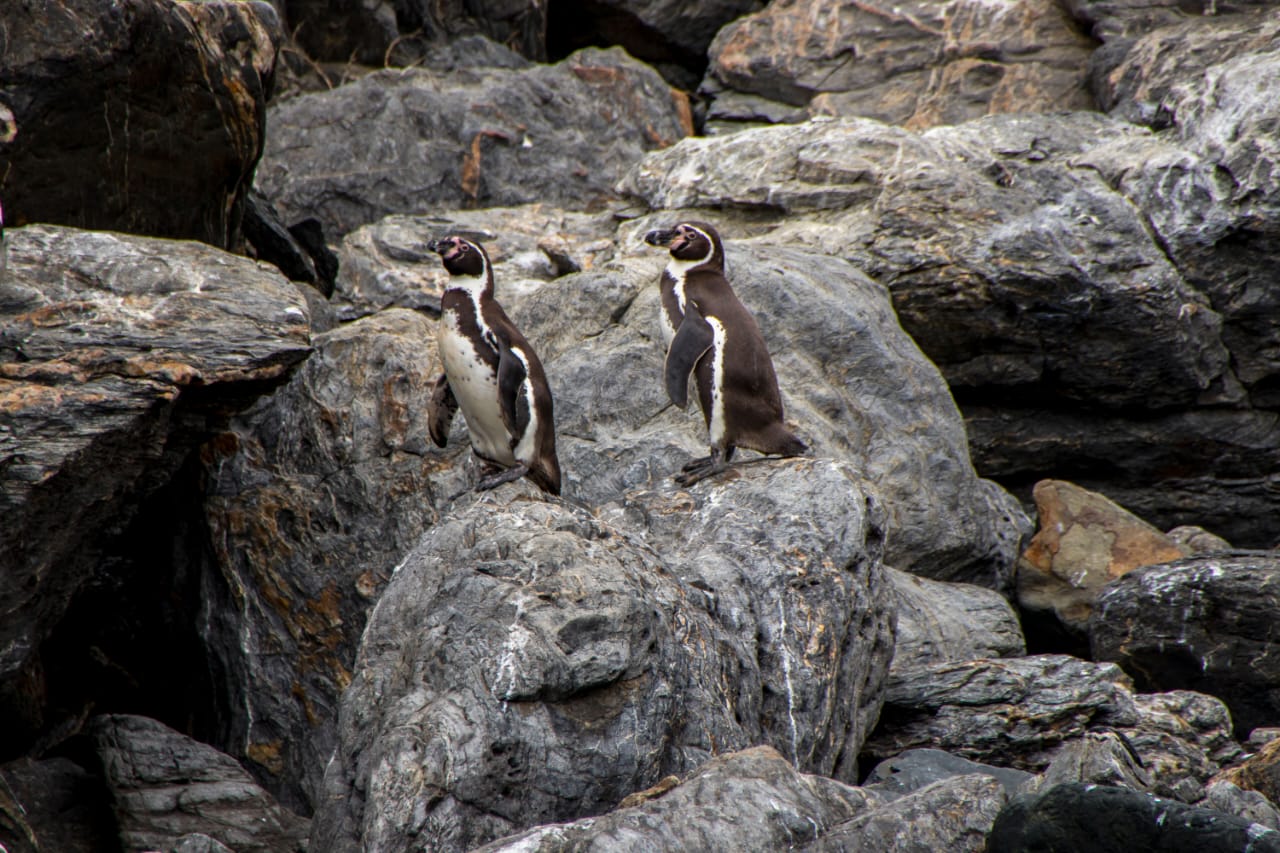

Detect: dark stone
987,783,1280,853
1091,554,1280,737
0,757,117,853
0,0,281,249
864,748,1033,799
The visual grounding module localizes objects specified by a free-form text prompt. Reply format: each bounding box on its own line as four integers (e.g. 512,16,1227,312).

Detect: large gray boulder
309,459,893,852
0,225,309,748
256,47,692,238
200,308,457,812
0,0,280,249
537,239,1030,588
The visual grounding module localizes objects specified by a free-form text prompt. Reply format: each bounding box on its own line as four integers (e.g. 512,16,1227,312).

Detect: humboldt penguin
426,235,561,495
643,221,806,486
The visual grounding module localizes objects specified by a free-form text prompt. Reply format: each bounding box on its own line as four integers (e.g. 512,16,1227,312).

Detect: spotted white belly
706,315,728,446
438,312,516,466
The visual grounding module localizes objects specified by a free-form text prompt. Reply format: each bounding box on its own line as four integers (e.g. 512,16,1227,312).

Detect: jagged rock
256,48,692,238
864,748,1033,798
0,0,280,249
703,0,1095,131
1017,479,1188,635
885,568,1025,673
1125,690,1241,802
1091,554,1280,737
200,308,454,812
1091,13,1280,126
1062,0,1272,41
332,206,617,322
310,460,892,852
0,757,116,853
547,239,1030,587
1083,24,1280,407
987,783,1280,853
0,225,309,747
811,774,1007,853
1203,781,1280,831
862,655,1140,772
621,110,1275,540
472,746,878,852
1216,738,1280,808
1023,731,1153,794
863,654,1237,797
91,714,309,853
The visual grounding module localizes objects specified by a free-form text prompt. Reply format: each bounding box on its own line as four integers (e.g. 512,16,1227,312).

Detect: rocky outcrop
0,757,116,853
310,461,893,851
988,783,1280,853
863,655,1238,799
256,48,692,238
92,714,309,853
620,106,1278,545
200,308,451,812
1091,553,1280,737
702,0,1096,131
0,225,310,748
1217,739,1280,808
0,0,280,249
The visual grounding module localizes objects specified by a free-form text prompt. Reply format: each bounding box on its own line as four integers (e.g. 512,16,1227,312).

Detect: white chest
438,311,516,466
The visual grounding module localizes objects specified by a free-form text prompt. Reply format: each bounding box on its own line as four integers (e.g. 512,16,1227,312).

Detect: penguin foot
477,463,530,492
673,452,728,488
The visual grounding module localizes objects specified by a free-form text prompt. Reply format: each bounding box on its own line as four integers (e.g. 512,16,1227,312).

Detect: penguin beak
643,228,676,248
427,238,445,255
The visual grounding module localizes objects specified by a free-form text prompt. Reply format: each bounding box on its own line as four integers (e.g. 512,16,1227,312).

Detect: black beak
427,238,445,255
643,228,676,247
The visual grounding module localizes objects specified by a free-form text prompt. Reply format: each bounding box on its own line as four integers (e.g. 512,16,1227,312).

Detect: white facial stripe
445,242,497,349
706,315,728,446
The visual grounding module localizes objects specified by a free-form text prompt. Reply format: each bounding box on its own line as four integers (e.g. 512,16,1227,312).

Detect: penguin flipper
665,306,714,409
427,373,458,447
497,339,533,439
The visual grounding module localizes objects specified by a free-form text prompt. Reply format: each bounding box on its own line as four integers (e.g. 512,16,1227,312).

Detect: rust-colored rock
1017,479,1188,633
1214,728,1280,804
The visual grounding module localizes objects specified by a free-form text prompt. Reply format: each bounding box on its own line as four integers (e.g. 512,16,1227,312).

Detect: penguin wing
497,339,533,440
427,372,458,447
665,304,715,409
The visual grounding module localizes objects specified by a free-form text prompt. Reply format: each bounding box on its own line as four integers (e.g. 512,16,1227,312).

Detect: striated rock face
472,746,878,852
310,460,893,852
885,568,1025,672
0,225,310,745
703,0,1096,131
200,308,455,812
863,654,1238,799
1017,479,1189,636
1091,554,1280,737
1216,739,1280,816
91,714,309,853
620,106,1279,544
256,48,692,238
0,0,281,249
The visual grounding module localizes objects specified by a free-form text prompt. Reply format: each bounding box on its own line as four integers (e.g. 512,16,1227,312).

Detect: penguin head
643,221,723,272
428,235,489,278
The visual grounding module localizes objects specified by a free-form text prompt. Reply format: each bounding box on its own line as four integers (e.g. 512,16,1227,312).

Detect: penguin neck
664,256,719,313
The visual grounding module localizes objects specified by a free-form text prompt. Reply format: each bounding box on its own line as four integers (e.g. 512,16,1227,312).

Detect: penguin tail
527,459,562,496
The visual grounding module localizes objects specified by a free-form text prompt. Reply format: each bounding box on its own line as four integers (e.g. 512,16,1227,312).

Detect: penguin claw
681,455,713,473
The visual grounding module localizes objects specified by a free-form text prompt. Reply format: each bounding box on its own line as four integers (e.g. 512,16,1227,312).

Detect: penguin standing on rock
643,221,807,487
426,235,562,495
